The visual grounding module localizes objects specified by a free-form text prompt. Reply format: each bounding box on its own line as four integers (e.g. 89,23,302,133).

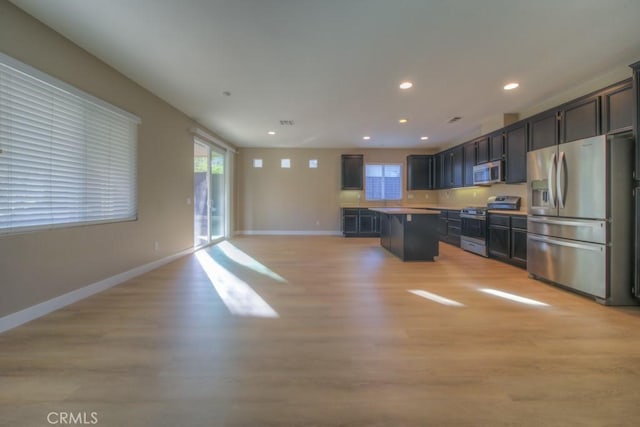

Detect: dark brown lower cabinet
488,213,527,268
489,225,510,259
342,209,359,236
435,209,461,247
510,217,528,268
342,208,380,237
358,210,378,235
437,214,448,237
446,210,461,247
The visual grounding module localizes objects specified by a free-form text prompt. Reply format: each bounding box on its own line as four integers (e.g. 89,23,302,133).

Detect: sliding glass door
209,149,225,240
194,141,226,247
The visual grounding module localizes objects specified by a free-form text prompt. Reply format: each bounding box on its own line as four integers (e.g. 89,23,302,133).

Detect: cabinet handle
504,159,508,180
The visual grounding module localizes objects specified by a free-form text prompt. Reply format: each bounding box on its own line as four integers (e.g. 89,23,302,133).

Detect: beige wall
236,148,436,233
0,1,233,317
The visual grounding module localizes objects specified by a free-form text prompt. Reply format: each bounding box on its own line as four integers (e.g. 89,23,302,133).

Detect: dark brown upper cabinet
451,146,464,188
601,78,633,135
440,147,463,188
560,94,600,144
631,62,640,186
528,110,559,151
504,122,528,184
341,154,363,190
434,153,444,189
489,131,505,161
419,78,635,188
442,150,452,189
463,141,476,187
406,155,432,190
476,137,489,164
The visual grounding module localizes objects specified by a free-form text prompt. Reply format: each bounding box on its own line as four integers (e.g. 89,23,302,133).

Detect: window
253,159,263,168
365,163,402,201
280,159,291,168
0,53,140,234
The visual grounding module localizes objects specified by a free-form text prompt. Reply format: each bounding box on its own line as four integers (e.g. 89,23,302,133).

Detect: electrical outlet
315,220,320,226
407,194,414,199
153,241,159,251
425,194,429,199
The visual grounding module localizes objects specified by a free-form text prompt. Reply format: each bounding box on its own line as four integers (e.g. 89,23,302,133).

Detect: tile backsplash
341,183,527,208
437,183,528,208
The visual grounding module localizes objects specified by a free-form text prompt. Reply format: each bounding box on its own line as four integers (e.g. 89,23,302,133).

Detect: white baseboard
237,230,342,236
0,247,195,334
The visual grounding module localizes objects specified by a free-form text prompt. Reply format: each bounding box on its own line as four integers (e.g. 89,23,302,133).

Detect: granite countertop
340,204,528,215
340,204,466,210
368,207,440,215
404,204,466,210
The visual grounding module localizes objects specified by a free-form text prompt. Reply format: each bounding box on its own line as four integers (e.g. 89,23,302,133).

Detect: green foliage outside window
194,156,224,174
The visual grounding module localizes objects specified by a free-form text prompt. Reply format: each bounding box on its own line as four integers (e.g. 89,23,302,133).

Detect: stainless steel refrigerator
527,133,637,305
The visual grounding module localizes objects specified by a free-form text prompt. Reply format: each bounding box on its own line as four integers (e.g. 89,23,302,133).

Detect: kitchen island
369,208,440,261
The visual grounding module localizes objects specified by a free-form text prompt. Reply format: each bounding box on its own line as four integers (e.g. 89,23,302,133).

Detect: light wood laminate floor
2,236,640,426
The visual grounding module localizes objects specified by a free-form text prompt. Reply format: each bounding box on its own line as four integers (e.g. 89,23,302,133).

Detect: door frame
194,138,229,249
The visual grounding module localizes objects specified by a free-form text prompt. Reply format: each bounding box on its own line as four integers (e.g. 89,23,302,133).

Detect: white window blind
365,163,402,201
0,53,140,234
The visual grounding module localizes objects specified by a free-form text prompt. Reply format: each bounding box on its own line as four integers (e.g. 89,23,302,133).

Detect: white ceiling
10,0,640,149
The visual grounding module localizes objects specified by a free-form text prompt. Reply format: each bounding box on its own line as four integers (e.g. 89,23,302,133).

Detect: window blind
365,164,402,201
0,53,140,234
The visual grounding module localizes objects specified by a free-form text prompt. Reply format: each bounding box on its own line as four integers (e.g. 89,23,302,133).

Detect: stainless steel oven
460,197,522,259
460,207,488,257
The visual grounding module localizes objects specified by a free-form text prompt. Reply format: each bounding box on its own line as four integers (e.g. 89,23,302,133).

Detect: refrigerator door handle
528,217,601,227
548,152,556,208
528,235,603,252
557,151,565,209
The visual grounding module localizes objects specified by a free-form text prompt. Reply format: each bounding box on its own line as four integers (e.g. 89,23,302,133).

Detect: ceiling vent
280,120,295,126
447,116,462,123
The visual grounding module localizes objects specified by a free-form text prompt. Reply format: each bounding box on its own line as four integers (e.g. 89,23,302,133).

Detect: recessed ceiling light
399,118,408,124
267,131,276,135
420,136,429,141
504,82,519,90
362,136,371,140
399,81,413,90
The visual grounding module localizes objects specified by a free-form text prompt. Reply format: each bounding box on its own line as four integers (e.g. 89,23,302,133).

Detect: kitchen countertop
409,204,467,211
368,207,440,215
341,204,466,210
341,204,528,215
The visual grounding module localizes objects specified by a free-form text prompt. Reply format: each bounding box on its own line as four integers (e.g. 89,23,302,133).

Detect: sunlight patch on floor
195,250,279,318
479,288,549,307
216,241,288,283
408,290,465,307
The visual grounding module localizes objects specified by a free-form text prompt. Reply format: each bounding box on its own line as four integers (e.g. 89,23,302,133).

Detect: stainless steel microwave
473,160,503,185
